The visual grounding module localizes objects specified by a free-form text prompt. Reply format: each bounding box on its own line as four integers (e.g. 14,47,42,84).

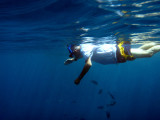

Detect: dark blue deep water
0,0,160,120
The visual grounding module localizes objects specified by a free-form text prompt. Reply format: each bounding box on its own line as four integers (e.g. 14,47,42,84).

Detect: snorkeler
64,42,160,85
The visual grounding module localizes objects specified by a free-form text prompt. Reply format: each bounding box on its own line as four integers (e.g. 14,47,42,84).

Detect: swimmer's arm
74,57,92,85
64,58,75,65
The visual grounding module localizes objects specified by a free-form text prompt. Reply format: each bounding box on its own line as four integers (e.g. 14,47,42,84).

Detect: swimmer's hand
74,78,81,85
64,58,75,65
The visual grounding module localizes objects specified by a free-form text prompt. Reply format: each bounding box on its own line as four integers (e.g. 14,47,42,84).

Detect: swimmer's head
67,44,81,60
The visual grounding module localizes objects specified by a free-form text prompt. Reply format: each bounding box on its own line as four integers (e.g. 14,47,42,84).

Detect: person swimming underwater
64,41,160,85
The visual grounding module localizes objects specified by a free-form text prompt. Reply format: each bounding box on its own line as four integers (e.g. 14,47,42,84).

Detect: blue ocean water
0,0,160,120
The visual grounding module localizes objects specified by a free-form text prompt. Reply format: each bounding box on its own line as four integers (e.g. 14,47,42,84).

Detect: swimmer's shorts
116,41,135,63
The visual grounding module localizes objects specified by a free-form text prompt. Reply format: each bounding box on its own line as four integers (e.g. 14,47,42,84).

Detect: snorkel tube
67,44,74,58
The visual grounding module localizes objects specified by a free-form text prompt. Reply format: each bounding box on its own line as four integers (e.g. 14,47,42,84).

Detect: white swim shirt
80,43,117,64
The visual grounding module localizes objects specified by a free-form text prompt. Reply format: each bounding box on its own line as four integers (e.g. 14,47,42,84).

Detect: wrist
78,75,82,80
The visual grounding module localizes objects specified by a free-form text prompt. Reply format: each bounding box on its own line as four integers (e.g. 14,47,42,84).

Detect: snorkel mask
67,45,74,58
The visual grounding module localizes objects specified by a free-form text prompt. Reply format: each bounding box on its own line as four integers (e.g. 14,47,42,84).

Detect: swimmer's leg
139,42,159,50
131,45,160,58
147,45,160,55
